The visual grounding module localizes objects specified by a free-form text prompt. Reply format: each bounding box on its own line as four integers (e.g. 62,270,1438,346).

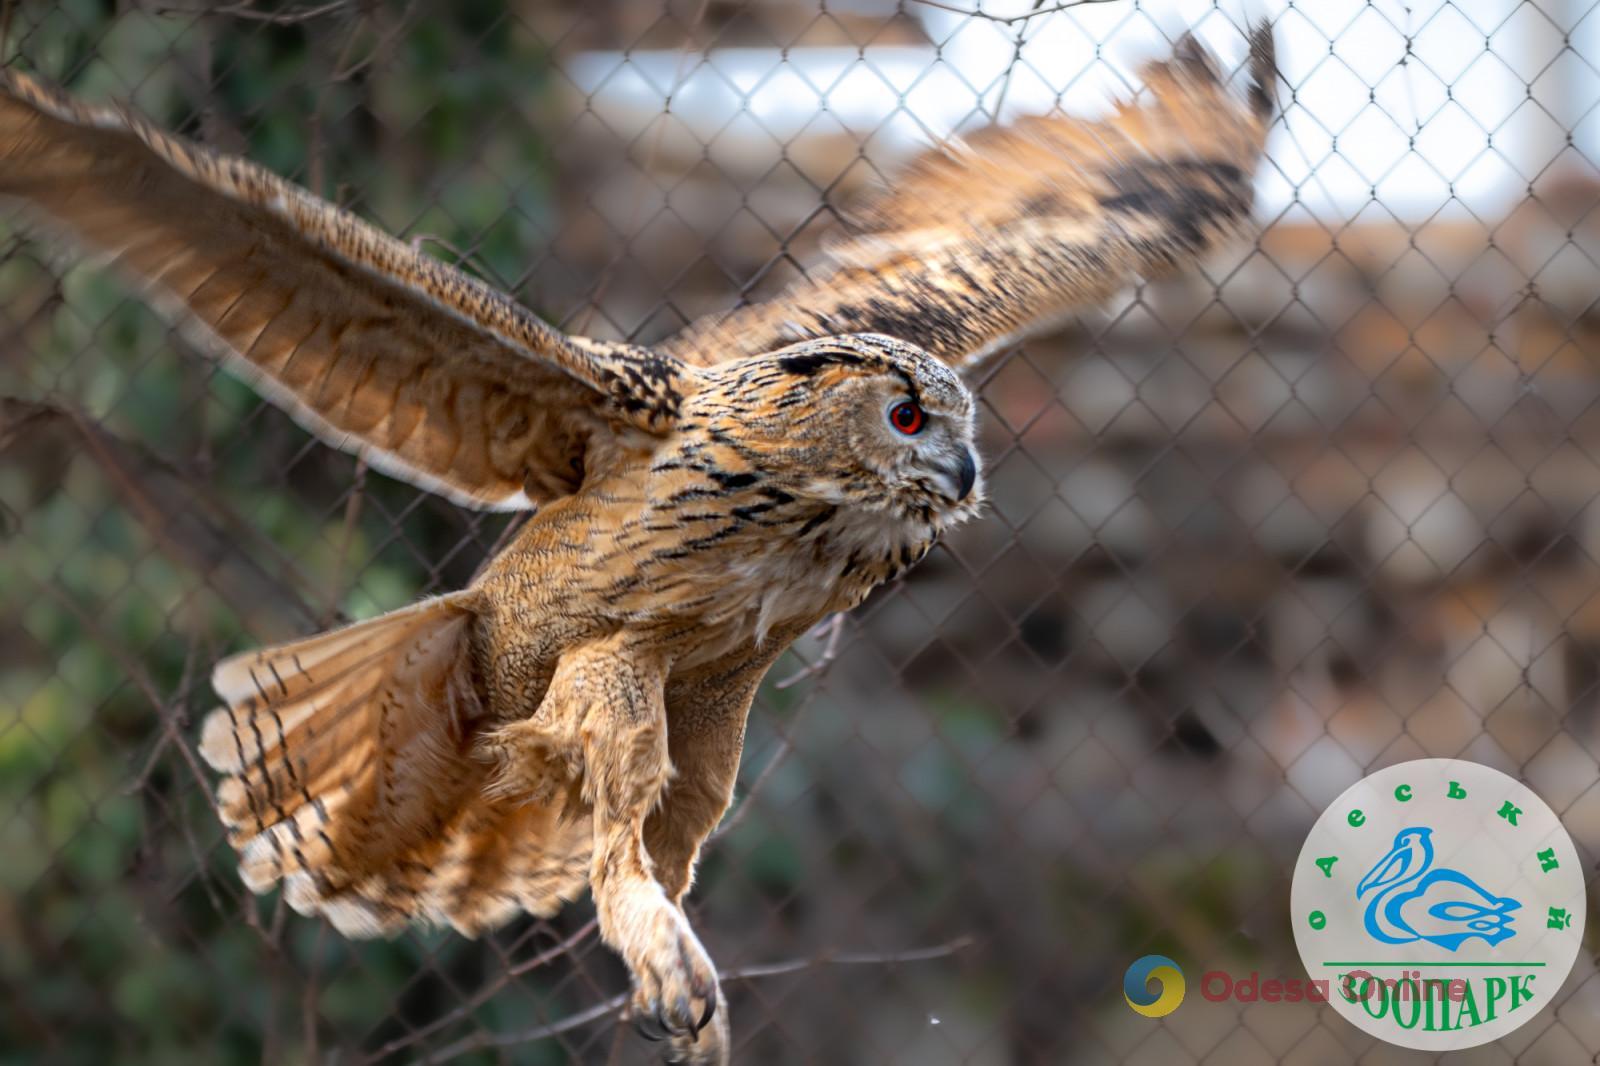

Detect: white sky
564,0,1600,221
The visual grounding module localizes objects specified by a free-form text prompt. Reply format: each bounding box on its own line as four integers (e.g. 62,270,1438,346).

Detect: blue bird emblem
1356,827,1521,951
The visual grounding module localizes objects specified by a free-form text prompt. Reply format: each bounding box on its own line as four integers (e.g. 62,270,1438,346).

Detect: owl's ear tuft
776,349,865,377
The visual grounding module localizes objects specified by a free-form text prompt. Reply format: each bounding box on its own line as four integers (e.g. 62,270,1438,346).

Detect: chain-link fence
3,0,1600,1063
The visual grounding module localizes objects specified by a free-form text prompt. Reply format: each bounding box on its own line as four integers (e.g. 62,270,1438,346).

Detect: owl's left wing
0,70,690,511
662,25,1276,372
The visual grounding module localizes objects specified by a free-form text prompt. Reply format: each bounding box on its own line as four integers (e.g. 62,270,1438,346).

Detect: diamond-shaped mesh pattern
3,0,1600,1063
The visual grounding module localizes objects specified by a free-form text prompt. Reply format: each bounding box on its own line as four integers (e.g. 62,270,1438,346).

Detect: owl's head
705,333,984,531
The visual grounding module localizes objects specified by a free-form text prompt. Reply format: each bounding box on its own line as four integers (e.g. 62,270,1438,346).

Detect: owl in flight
0,26,1274,1064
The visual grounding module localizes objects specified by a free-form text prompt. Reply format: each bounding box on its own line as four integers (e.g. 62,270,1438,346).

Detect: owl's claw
638,988,709,1037
631,980,727,1064
634,1012,669,1042
601,842,725,1059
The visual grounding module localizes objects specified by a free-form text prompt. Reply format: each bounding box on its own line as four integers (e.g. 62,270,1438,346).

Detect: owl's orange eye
888,401,925,435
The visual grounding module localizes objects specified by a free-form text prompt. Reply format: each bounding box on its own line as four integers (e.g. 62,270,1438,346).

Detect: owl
0,27,1274,1064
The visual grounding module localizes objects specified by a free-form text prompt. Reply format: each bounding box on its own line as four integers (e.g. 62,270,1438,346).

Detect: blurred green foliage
0,4,604,1062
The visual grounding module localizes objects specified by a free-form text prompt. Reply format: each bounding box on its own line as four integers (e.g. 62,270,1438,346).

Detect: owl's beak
935,447,978,503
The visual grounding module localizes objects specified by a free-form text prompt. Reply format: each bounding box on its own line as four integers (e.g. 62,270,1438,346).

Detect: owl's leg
649,676,764,904
648,623,810,904
562,638,725,1063
645,734,743,905
630,711,746,1066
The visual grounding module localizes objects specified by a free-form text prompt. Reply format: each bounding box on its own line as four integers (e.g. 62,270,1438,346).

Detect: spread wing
0,70,692,511
661,26,1276,372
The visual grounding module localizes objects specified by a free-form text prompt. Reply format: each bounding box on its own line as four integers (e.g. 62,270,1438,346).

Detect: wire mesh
2,0,1599,1063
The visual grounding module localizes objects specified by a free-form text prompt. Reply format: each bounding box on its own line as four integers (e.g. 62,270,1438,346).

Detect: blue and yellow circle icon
1123,955,1185,1017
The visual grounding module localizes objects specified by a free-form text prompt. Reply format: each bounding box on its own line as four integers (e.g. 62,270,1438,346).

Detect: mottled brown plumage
0,27,1275,1064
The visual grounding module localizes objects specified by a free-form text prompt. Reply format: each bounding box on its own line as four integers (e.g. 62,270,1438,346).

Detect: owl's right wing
0,70,692,511
662,25,1276,374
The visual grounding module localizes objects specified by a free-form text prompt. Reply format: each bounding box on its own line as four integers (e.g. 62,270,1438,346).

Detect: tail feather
202,597,448,772
213,680,379,838
200,591,591,937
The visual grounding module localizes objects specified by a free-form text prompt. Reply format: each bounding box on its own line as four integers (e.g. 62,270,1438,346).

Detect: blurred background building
2,0,1599,1063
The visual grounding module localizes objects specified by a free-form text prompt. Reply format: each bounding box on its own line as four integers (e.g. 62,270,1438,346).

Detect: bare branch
507,918,603,980
361,919,603,1064
773,612,847,690
721,935,976,981
157,0,356,24
417,935,974,1064
419,994,625,1064
990,0,1044,120
906,0,1120,25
